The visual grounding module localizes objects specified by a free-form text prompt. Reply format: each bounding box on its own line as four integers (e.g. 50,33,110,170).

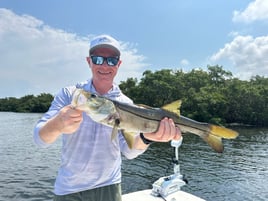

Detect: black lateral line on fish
114,101,164,121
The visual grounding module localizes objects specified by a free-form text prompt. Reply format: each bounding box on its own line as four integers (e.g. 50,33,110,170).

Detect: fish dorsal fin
161,100,182,116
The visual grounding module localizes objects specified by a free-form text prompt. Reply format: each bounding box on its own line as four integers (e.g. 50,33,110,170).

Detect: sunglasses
90,55,119,66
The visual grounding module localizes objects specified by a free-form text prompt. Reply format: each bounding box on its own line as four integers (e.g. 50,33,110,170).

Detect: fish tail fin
202,125,238,153
210,125,239,139
203,134,224,153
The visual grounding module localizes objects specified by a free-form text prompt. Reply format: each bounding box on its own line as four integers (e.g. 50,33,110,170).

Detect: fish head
71,89,117,123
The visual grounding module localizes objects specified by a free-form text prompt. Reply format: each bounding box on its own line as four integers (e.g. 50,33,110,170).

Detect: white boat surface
122,189,205,201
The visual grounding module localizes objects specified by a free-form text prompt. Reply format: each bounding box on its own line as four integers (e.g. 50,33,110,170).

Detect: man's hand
55,105,83,134
134,118,182,150
39,105,83,144
144,117,181,142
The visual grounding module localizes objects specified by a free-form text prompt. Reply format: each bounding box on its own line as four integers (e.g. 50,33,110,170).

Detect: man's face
87,47,121,84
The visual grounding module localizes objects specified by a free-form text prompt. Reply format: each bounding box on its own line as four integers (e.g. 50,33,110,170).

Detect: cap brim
90,44,120,56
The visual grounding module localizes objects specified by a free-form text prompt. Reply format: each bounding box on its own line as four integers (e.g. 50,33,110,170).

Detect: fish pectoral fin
161,100,182,116
111,126,118,140
122,131,136,149
210,125,239,139
111,119,120,140
203,134,224,153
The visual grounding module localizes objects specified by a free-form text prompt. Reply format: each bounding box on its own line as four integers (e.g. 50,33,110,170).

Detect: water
0,112,267,201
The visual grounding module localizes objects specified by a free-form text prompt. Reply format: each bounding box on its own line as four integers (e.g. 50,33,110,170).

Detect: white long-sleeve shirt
33,80,145,195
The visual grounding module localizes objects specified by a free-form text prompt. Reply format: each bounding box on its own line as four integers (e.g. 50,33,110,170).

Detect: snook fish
72,89,238,153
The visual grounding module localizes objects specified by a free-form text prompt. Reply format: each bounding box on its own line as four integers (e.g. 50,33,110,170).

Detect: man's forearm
39,116,62,144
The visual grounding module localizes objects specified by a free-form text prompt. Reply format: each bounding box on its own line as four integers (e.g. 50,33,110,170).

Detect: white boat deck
122,189,206,201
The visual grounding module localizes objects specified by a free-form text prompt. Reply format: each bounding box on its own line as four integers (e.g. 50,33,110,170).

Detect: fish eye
91,94,97,98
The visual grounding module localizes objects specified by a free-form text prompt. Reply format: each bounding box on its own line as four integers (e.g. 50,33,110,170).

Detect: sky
0,0,267,98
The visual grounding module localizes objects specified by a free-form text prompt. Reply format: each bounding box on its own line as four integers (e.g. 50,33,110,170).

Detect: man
33,34,181,201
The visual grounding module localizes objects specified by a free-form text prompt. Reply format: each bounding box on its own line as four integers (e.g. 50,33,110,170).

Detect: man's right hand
55,105,83,134
39,105,83,144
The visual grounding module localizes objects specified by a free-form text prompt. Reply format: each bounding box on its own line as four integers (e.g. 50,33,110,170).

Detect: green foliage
0,93,54,113
120,65,268,127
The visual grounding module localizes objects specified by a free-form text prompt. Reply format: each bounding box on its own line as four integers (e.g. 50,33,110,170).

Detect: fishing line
158,194,168,201
164,146,177,176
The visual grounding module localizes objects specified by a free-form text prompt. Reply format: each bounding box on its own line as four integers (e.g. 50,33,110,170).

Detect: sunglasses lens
91,56,119,66
107,57,119,66
91,56,104,65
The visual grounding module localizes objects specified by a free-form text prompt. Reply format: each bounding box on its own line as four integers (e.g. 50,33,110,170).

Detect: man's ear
86,57,91,68
117,60,122,68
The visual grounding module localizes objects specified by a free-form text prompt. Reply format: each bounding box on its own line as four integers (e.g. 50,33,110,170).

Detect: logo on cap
97,37,111,44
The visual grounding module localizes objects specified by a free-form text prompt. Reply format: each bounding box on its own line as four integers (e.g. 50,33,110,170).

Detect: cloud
180,59,190,66
0,8,147,97
119,42,148,82
232,0,268,23
210,35,268,79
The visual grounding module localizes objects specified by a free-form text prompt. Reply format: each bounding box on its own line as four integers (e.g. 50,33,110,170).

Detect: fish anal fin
161,100,182,116
210,125,239,139
122,131,136,149
203,134,224,153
